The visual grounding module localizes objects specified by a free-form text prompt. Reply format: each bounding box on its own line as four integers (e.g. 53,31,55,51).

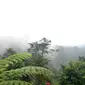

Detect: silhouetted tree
3,48,17,58
26,38,52,67
79,56,85,62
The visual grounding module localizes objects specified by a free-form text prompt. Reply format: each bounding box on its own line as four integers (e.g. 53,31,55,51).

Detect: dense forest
0,37,85,85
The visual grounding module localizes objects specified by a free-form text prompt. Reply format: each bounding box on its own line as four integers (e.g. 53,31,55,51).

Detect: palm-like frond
0,53,53,85
0,80,32,85
0,53,32,71
1,66,53,80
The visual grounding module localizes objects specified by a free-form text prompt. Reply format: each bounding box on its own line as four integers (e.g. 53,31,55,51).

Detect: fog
0,36,85,69
0,36,29,54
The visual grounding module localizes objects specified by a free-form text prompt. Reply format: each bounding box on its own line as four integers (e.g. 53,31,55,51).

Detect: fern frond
0,53,31,71
1,66,53,80
0,53,53,84
0,80,32,85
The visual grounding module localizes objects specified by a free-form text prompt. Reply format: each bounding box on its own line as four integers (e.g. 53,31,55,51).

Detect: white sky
0,0,85,46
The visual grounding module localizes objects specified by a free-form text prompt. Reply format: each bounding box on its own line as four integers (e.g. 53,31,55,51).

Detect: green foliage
27,38,51,56
26,55,50,67
0,66,53,81
3,48,17,58
0,80,32,85
0,52,32,71
0,53,53,85
79,56,85,62
27,38,51,67
58,61,85,85
0,55,4,60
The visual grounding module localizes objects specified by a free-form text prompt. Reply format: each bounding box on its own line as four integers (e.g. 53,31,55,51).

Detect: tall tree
27,38,52,67
3,48,17,58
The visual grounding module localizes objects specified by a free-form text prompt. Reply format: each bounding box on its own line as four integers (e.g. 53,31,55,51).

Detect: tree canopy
0,53,53,85
27,38,51,67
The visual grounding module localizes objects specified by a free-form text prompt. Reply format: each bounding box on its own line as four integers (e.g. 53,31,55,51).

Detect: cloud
0,0,85,46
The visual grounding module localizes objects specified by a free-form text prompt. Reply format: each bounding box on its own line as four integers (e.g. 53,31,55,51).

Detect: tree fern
0,53,53,85
0,66,53,80
0,52,32,71
0,80,32,85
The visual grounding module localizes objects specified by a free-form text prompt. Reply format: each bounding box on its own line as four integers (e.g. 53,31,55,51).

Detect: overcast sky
0,0,85,46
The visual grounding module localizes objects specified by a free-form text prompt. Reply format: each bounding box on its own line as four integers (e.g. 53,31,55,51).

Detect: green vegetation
0,53,53,85
27,38,51,67
3,48,17,58
0,37,85,85
55,57,85,85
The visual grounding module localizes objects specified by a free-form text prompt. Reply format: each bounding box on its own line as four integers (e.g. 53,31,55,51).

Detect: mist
0,36,85,69
0,36,29,54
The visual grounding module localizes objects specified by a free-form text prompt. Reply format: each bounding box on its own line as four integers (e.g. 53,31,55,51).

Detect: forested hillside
0,37,85,85
52,46,85,68
0,36,85,69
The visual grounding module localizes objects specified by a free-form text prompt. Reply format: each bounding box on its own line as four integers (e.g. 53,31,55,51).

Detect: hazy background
0,0,85,68
0,36,85,68
0,0,85,46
